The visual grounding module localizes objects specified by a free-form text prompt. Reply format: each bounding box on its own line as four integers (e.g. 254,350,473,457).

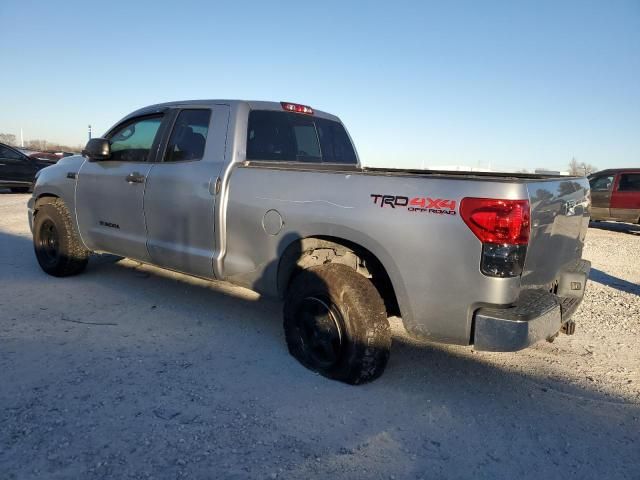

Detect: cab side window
108,116,163,163
618,174,640,192
246,110,357,164
589,175,613,191
164,110,211,162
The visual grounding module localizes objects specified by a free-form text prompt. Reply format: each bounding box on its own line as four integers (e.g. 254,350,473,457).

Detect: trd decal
370,194,457,215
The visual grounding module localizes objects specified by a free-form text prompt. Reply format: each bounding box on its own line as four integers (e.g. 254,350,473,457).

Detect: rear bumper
473,260,591,352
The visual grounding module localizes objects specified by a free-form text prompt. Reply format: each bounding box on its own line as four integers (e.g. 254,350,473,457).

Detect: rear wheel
33,199,89,276
284,264,391,384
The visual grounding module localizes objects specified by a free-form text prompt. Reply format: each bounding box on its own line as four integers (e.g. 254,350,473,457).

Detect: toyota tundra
29,100,591,384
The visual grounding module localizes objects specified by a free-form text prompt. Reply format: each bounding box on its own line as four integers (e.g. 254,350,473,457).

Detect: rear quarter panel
224,166,528,345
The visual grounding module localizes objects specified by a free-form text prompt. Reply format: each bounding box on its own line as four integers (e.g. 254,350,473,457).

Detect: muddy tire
284,264,391,384
33,199,89,277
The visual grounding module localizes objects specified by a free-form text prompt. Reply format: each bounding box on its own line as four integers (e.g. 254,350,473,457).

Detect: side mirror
82,138,111,161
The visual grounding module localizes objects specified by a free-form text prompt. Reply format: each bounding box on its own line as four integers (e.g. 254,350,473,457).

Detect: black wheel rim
296,296,344,369
38,219,60,266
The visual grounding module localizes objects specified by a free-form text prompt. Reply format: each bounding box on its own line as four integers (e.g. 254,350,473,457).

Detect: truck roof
121,100,341,124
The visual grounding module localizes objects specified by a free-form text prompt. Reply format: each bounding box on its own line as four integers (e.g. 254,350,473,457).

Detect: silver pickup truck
29,100,591,384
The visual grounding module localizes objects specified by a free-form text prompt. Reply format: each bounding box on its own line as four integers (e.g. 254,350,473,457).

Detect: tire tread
34,198,89,277
284,264,391,384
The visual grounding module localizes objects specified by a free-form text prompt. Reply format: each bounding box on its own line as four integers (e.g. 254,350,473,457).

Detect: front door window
109,117,162,163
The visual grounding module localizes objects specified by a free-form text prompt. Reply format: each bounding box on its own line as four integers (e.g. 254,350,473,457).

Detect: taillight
460,198,530,245
460,198,531,277
281,102,314,115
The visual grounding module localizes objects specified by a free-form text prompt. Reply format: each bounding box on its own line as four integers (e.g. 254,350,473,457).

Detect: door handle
125,172,145,184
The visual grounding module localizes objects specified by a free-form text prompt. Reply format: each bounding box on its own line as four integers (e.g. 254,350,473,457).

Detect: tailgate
521,177,590,289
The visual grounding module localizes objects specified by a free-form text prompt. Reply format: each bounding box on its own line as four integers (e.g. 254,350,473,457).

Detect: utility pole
20,128,24,147
88,124,92,141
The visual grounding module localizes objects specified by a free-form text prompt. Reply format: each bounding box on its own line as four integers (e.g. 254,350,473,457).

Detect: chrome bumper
473,260,591,352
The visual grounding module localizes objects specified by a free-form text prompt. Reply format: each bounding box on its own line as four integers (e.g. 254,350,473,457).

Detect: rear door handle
125,172,145,184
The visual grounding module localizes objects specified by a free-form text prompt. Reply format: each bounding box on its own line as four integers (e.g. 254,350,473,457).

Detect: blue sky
1,0,638,171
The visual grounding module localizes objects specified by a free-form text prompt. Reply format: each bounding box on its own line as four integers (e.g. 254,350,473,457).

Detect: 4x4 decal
370,194,457,215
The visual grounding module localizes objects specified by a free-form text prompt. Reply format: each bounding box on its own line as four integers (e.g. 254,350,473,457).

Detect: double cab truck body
29,100,591,383
589,168,640,224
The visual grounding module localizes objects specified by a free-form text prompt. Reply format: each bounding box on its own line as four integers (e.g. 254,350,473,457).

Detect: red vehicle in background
589,168,640,224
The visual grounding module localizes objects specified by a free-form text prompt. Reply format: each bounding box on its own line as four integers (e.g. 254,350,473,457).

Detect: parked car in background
0,143,54,192
28,151,76,163
589,168,640,223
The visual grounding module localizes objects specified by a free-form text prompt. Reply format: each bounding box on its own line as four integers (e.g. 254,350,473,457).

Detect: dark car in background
28,151,76,162
589,168,640,224
0,143,54,193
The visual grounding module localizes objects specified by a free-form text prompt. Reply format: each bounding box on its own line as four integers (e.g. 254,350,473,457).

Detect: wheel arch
29,193,60,232
276,235,401,317
34,193,60,209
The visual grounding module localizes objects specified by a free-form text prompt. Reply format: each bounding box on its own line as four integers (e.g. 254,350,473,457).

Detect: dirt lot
1,192,638,479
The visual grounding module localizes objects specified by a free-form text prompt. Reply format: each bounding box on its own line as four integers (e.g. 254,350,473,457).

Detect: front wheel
33,199,89,277
283,264,391,384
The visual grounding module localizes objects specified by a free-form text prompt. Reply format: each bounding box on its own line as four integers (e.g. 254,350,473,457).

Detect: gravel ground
0,192,638,479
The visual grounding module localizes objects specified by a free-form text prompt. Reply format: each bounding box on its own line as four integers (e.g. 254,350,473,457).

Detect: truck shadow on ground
2,228,639,479
3,227,637,405
589,220,640,236
589,267,640,296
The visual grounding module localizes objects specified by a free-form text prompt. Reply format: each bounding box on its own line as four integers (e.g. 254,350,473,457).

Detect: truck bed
244,161,579,182
364,167,579,182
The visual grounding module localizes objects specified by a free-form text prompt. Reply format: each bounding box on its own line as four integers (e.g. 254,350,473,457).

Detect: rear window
246,110,357,164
